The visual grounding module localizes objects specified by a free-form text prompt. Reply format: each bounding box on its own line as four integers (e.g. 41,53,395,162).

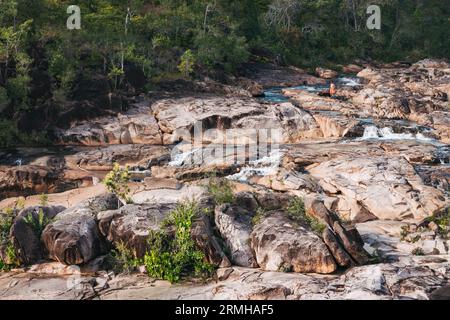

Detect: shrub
206,177,234,205
104,163,132,204
178,49,195,78
411,248,425,256
107,241,142,274
0,213,14,244
252,207,268,226
286,197,326,234
39,194,49,207
426,208,450,239
144,201,214,283
23,208,52,237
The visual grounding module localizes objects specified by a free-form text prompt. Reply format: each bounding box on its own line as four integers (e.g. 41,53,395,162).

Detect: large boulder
214,204,258,268
98,202,230,267
10,206,66,265
309,156,447,221
315,67,338,79
97,203,175,258
250,212,337,274
42,194,119,265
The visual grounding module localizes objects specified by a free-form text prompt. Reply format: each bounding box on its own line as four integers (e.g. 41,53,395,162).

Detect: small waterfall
227,149,284,182
336,76,361,87
169,147,202,167
359,125,434,142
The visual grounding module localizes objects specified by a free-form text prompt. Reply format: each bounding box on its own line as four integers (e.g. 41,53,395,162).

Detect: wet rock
42,194,119,265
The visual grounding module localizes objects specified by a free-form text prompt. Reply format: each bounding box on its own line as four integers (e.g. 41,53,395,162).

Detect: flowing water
262,75,361,103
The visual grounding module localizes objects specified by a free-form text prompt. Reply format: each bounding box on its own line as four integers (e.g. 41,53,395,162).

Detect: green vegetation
252,207,268,226
23,208,52,237
0,211,18,271
206,177,234,205
425,208,450,239
144,201,214,283
178,49,195,78
0,1,448,147
104,163,132,204
411,247,425,256
39,194,49,207
286,197,326,234
107,241,142,274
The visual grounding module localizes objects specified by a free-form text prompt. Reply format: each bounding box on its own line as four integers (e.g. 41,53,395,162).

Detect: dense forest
0,0,449,147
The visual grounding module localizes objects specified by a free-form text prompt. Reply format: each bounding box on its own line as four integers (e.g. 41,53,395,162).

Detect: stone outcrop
315,67,338,79
309,156,447,222
10,206,66,265
42,194,119,265
214,204,258,268
250,212,337,274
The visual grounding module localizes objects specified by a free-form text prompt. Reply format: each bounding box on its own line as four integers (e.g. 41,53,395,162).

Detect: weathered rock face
10,206,66,265
98,202,230,267
242,64,326,88
315,67,338,79
97,203,175,258
191,214,232,268
250,212,337,274
42,194,119,265
0,165,89,201
309,156,447,222
214,204,258,268
342,64,364,74
55,104,163,146
64,145,170,172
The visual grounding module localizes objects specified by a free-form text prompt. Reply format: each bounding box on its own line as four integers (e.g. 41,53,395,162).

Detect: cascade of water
227,149,284,182
359,125,434,142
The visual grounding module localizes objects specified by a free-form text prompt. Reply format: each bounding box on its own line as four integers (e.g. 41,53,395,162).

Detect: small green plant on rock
252,207,268,226
144,201,214,283
425,208,450,239
23,208,52,237
411,247,425,256
206,176,234,205
107,241,142,274
104,163,132,205
39,193,49,206
286,197,326,234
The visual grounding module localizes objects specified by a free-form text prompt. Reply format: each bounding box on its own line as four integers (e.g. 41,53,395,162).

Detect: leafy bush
39,194,49,207
425,208,450,239
0,86,9,112
0,120,50,148
0,212,18,271
178,49,195,78
107,241,142,274
206,177,234,205
411,248,425,256
286,197,326,234
252,207,268,226
104,163,132,204
144,201,214,283
23,208,52,237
